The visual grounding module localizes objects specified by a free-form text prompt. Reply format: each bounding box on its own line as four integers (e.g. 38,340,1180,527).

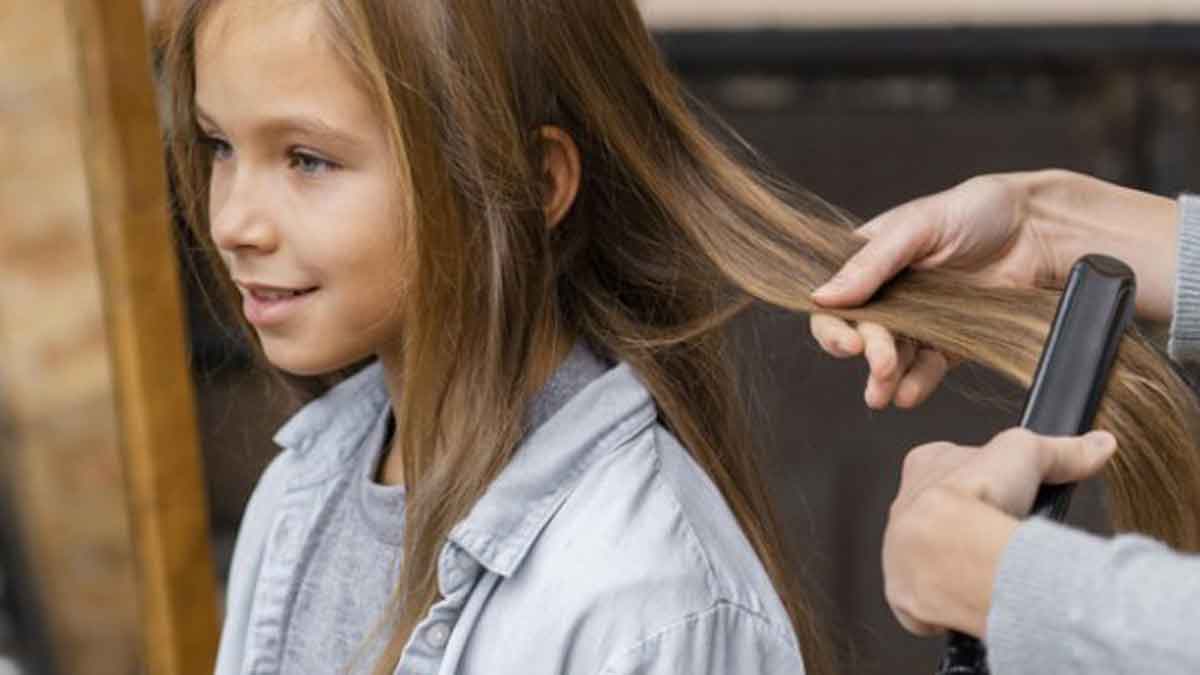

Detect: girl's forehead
197,0,326,62
194,0,380,136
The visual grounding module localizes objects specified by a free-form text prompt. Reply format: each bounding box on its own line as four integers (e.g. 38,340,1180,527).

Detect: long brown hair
164,2,1200,674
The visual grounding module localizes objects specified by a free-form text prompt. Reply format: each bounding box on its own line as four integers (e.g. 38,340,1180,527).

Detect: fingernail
1085,431,1117,454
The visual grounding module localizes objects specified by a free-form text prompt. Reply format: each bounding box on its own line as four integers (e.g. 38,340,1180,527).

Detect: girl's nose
209,168,279,254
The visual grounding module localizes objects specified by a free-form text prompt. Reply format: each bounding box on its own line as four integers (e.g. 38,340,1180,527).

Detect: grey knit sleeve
986,517,1200,675
1168,194,1200,364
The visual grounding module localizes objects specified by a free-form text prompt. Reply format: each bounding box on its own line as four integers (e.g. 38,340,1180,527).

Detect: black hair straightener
935,254,1137,675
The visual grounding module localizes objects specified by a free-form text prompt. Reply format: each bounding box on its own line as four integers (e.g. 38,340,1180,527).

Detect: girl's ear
536,125,581,228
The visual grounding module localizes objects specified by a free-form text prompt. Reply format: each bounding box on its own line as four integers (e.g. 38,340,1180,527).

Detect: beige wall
641,0,1200,28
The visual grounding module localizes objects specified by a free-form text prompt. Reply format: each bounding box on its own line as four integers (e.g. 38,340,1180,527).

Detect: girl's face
195,1,406,375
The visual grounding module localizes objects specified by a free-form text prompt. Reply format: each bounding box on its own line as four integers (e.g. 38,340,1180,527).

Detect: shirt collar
271,351,658,578
273,360,390,458
447,362,657,577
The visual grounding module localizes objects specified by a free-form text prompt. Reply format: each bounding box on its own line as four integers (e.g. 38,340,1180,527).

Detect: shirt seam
592,599,801,675
646,431,795,649
647,436,722,604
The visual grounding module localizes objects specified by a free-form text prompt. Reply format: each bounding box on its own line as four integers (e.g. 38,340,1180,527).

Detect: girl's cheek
208,166,231,208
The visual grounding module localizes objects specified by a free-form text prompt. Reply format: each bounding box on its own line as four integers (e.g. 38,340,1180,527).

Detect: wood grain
64,0,220,672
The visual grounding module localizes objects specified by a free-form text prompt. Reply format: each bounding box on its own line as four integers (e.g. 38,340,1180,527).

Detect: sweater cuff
985,518,1104,675
1168,194,1200,364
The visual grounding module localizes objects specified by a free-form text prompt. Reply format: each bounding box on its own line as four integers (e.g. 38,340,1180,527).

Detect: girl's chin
259,339,372,378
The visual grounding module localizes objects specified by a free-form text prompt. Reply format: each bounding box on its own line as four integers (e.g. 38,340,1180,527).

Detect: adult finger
974,428,1117,486
810,314,864,357
813,208,937,307
894,441,974,511
858,322,900,380
858,323,902,408
866,338,917,409
950,429,1118,515
894,348,952,409
857,195,938,240
1030,430,1118,484
894,607,944,638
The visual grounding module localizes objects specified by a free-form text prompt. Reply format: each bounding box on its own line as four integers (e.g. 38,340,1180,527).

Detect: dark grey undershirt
279,343,608,672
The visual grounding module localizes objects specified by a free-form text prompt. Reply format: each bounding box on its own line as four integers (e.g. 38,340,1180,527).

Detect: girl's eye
200,133,233,161
289,150,338,175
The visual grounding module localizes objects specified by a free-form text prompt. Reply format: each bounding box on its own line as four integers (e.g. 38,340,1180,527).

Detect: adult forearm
1013,169,1178,322
988,518,1200,675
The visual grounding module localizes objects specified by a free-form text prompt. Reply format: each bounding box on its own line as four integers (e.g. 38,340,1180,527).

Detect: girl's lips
240,285,319,327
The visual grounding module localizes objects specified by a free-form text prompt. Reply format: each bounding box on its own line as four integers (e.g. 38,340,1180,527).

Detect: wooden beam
63,0,220,673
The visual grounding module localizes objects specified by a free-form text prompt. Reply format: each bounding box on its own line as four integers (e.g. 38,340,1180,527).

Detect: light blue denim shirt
214,356,806,674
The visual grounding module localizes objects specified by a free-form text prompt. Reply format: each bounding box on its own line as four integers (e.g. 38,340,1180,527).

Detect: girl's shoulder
546,422,795,630
453,366,799,670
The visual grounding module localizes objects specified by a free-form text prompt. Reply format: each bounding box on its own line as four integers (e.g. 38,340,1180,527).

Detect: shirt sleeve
1168,194,1200,365
596,601,807,675
986,517,1200,675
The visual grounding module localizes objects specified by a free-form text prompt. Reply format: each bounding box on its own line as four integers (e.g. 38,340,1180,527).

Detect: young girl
170,1,826,672
164,1,1200,674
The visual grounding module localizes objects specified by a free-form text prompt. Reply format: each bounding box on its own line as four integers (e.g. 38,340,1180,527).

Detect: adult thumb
1041,431,1118,484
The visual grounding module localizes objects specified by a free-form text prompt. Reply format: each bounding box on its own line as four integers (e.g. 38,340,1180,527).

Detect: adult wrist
1015,169,1177,321
1015,169,1102,288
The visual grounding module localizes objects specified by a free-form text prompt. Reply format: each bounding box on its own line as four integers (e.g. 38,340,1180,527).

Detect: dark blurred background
6,4,1200,675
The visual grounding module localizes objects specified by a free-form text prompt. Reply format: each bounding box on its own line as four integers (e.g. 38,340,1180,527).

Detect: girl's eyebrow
194,103,367,151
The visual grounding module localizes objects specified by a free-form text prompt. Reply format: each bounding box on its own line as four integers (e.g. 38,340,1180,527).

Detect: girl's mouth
240,284,319,326
250,287,315,301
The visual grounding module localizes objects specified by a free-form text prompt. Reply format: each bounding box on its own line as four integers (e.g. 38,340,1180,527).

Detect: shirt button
425,622,450,650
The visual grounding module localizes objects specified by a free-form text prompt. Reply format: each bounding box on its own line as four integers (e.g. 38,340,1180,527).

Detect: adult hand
810,170,1178,409
882,428,1117,637
810,173,1058,410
